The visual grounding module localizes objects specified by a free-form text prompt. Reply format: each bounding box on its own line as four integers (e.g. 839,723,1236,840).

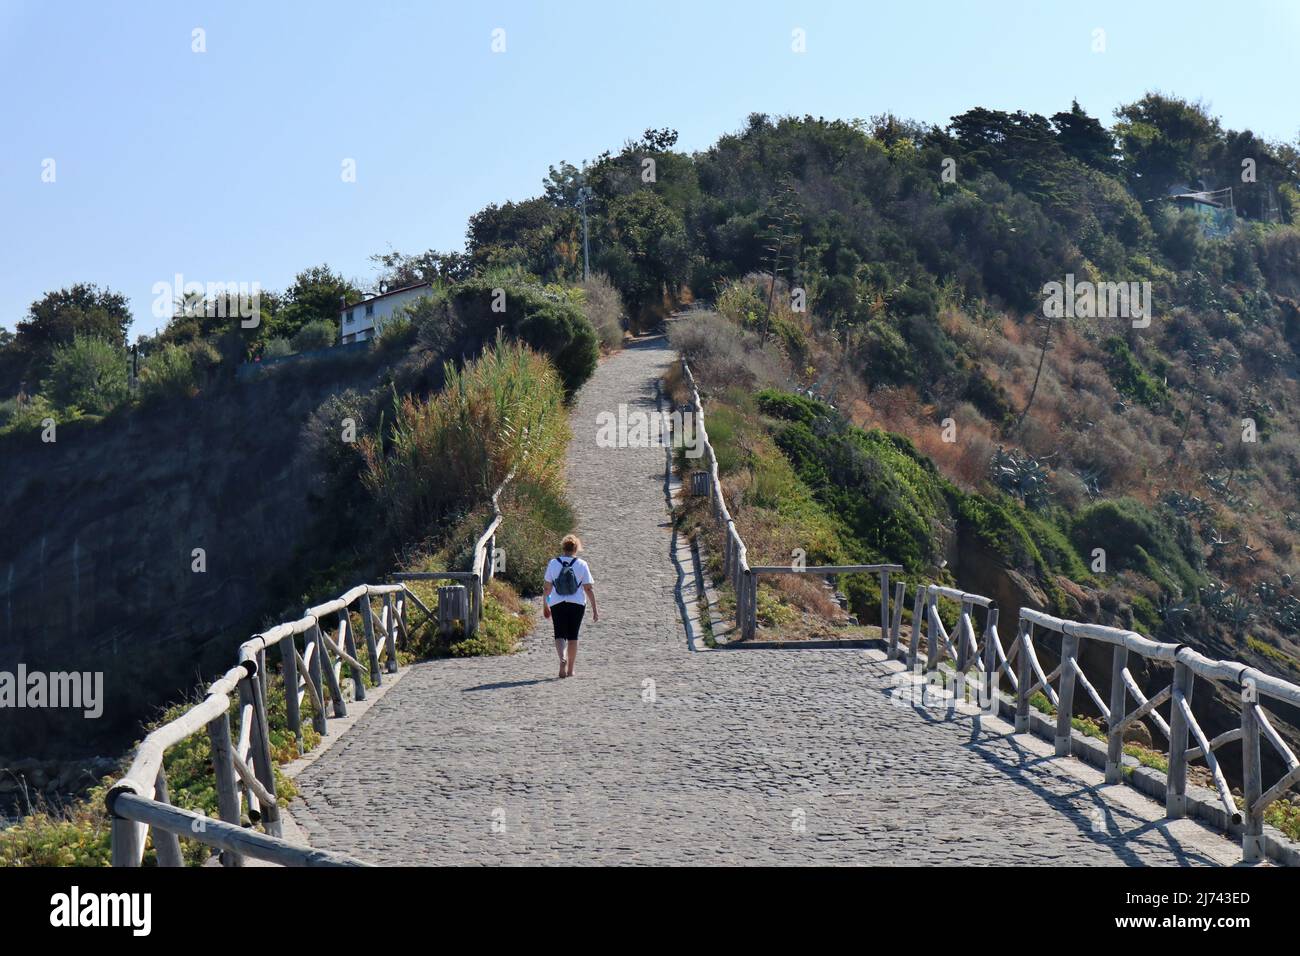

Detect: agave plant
1224,595,1254,630
1077,468,1103,499
1156,592,1190,630
1200,583,1233,615
989,446,1053,509
1163,491,1208,520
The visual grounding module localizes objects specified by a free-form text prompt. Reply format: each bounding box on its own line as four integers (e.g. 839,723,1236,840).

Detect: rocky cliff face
0,358,387,760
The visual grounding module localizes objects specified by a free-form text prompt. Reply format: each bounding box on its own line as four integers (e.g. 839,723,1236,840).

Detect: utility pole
578,185,592,281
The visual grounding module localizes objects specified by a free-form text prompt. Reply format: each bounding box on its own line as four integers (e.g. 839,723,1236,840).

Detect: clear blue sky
2,0,1297,338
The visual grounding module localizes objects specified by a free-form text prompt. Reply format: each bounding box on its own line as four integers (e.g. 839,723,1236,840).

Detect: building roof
338,281,432,314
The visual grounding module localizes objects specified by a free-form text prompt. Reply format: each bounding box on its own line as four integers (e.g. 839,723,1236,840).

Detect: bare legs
555,637,567,678
565,639,578,677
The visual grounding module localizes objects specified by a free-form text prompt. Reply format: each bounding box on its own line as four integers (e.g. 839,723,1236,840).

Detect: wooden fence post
1241,685,1264,863
207,710,244,867
889,581,905,659
908,586,923,667
397,589,408,650
742,571,757,640
1015,620,1033,734
1054,630,1080,757
361,595,382,687
341,608,366,702
467,574,482,638
387,594,400,673
305,626,329,735
1105,644,1129,784
1165,660,1194,818
314,622,347,719
152,767,184,867
110,807,144,867
279,633,303,753
924,591,942,670
240,669,281,837
955,601,973,673
982,608,1000,706
878,569,891,645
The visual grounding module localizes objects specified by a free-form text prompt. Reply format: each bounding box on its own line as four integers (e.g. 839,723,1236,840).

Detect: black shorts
551,601,585,641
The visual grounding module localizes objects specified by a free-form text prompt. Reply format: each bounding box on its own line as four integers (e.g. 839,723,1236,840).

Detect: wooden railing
897,584,1010,681
106,582,407,867
681,356,1299,862
106,480,513,867
681,358,900,641
1014,609,1300,863
390,468,513,635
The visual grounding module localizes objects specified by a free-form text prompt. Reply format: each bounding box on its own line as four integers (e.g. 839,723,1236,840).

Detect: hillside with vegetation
4,91,1300,856
456,99,1300,681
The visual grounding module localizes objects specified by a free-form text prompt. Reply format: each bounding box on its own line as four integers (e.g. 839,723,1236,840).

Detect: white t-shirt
544,556,594,607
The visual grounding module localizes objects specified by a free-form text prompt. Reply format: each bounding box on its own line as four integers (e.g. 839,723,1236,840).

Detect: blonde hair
561,534,582,555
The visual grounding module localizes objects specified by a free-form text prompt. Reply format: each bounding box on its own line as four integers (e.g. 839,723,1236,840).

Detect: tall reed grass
361,336,570,542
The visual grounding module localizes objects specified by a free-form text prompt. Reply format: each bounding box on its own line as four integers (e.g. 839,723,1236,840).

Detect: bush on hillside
448,278,598,396
290,319,337,353
758,389,955,570
577,273,626,351
669,311,787,392
138,343,198,403
361,337,570,544
41,335,129,415
262,337,293,359
0,394,63,435
1070,498,1206,596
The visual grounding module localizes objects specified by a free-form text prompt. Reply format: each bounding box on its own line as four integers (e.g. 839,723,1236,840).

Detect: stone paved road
291,336,1241,865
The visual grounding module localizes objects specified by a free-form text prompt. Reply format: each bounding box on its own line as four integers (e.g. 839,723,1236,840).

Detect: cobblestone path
291,336,1241,865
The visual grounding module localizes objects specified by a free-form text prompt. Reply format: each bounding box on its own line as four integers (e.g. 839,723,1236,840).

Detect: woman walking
543,534,598,678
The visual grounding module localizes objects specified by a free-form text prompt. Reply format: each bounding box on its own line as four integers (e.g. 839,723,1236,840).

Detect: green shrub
361,337,570,545
290,319,337,352
42,335,129,415
716,279,766,327
373,311,416,351
138,343,198,402
262,337,293,359
1102,337,1169,409
0,394,60,435
576,273,626,351
1070,498,1205,596
449,278,599,396
959,494,1089,584
758,389,954,571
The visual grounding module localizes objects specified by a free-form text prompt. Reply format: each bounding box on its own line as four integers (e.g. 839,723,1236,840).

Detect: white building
339,282,432,344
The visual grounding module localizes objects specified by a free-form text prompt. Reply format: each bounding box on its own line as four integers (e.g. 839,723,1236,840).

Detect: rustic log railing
682,356,1298,862
105,581,411,867
895,584,1011,686
1015,607,1300,863
390,469,513,637
681,358,901,640
681,358,756,640
107,473,516,867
